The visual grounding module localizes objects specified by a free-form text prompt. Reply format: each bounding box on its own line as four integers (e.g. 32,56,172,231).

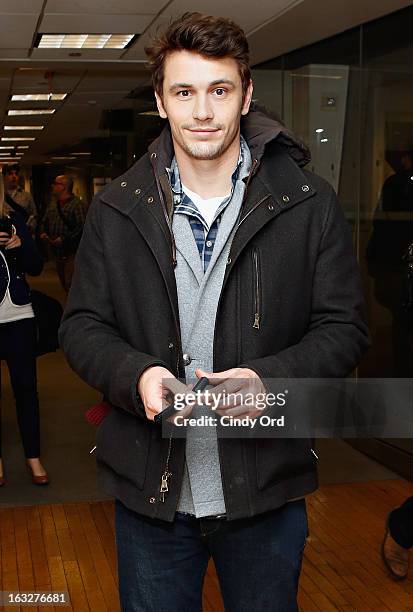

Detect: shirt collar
166,135,248,207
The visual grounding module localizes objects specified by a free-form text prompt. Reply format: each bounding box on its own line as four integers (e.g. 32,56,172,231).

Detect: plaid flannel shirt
167,137,246,272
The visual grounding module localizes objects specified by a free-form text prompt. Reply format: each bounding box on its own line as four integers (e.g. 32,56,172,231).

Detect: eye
214,88,226,96
177,90,191,98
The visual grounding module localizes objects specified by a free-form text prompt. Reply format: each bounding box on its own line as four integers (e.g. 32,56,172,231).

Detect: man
2,163,37,232
59,13,369,611
40,175,86,292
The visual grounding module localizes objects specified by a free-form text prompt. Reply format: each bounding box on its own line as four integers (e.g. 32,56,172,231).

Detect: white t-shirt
182,184,230,229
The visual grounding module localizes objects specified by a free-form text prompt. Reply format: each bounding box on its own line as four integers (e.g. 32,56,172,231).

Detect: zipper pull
159,471,172,503
253,313,260,329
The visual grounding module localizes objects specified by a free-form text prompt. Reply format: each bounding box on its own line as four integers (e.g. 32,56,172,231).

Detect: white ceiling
0,0,410,166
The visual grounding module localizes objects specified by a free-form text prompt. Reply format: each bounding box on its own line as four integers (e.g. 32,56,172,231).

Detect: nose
193,93,213,122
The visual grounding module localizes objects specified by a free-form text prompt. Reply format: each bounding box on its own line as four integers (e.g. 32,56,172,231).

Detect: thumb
195,367,212,379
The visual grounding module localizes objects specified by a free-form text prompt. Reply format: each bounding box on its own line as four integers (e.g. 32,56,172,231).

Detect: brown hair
145,12,251,98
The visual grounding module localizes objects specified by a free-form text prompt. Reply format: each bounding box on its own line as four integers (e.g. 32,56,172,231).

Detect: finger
209,377,246,401
196,367,237,383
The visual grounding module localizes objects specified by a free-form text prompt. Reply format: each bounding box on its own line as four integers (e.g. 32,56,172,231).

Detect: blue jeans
115,498,308,612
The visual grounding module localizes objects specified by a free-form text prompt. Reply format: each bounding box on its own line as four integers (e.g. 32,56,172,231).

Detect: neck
174,134,240,199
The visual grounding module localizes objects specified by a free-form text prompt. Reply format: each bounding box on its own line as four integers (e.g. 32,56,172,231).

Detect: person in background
2,163,37,233
40,175,87,293
382,499,413,580
0,173,48,486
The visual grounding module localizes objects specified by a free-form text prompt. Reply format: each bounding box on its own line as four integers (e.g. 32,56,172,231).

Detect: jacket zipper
237,194,271,230
150,152,177,267
252,247,261,329
158,346,181,503
159,435,173,502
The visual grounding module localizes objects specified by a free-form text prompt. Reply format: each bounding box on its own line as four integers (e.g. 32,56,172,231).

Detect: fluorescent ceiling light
1,137,36,141
8,109,55,116
0,146,14,149
315,128,324,133
320,138,329,143
17,146,30,149
37,34,135,49
0,158,21,161
4,125,44,130
52,156,76,160
290,73,343,80
72,152,91,155
11,94,67,101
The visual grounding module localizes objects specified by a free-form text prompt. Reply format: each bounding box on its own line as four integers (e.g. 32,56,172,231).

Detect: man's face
155,50,253,161
4,169,19,190
52,175,66,196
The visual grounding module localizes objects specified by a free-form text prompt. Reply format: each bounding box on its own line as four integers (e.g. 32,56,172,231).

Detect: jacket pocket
255,438,316,490
96,407,150,490
251,246,262,330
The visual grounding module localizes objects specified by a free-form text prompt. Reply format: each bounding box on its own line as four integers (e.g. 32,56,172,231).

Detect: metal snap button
149,497,156,504
182,353,192,366
168,342,174,349
120,181,127,188
135,189,141,195
227,257,232,265
147,196,154,204
282,195,290,203
267,203,274,211
302,185,310,192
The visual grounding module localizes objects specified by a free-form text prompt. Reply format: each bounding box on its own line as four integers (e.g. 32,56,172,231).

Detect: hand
40,232,49,242
138,366,188,421
0,231,11,246
50,236,63,246
195,367,266,419
4,233,21,250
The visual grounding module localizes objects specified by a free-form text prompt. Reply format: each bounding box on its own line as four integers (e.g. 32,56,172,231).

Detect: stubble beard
181,139,228,161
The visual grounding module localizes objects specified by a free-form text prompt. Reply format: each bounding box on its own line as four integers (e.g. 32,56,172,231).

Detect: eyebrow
168,78,236,92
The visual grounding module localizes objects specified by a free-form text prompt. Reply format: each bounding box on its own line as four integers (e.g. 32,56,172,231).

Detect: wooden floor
1,480,413,611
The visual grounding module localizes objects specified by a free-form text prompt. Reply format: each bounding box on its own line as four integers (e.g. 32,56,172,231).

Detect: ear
155,91,168,119
241,80,254,116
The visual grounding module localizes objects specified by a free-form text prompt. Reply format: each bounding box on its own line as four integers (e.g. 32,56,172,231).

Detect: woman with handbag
0,174,49,486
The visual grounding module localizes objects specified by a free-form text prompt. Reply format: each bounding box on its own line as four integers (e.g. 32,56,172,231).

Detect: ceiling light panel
4,126,44,130
38,34,135,49
8,109,55,116
11,94,67,101
1,137,36,141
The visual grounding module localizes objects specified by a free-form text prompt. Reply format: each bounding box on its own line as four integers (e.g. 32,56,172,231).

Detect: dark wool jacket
59,108,370,522
0,211,43,307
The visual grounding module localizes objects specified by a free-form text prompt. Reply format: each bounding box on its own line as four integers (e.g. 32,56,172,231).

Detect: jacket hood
241,103,311,167
148,103,311,172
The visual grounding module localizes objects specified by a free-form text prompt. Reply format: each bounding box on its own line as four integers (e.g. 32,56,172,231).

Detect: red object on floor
85,401,111,426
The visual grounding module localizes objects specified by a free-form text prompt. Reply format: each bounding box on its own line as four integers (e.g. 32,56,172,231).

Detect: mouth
186,128,221,137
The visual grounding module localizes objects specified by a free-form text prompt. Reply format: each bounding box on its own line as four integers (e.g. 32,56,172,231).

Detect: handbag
30,289,63,356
